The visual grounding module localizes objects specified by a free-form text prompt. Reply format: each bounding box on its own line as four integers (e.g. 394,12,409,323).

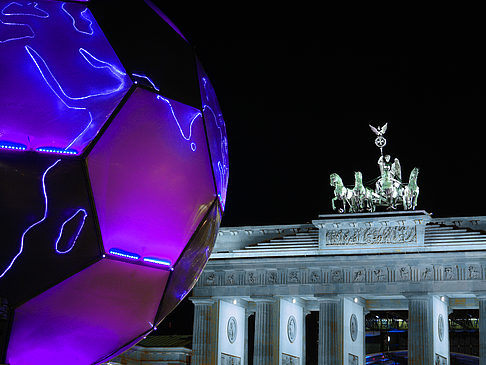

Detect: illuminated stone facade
191,211,486,364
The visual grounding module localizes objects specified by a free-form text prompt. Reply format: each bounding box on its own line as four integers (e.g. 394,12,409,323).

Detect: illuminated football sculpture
0,1,228,364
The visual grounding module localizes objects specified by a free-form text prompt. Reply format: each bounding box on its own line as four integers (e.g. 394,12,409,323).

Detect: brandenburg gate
191,211,486,364
190,125,485,364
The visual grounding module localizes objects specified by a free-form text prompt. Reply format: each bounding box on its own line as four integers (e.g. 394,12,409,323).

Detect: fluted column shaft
191,299,216,365
253,298,277,365
302,310,310,365
318,298,342,365
244,310,252,365
479,296,486,365
408,296,432,365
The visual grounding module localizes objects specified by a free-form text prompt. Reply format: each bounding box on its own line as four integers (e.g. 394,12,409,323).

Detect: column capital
402,292,431,300
315,294,340,303
189,297,215,305
212,297,249,308
278,296,307,308
250,295,277,304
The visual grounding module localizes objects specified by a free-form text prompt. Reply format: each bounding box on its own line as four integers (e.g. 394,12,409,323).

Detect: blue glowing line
1,1,49,18
203,103,229,203
143,257,171,266
0,2,41,44
65,111,93,151
0,159,60,279
178,290,188,300
79,48,126,78
25,45,85,110
61,3,93,36
54,208,88,254
0,19,35,43
25,46,127,104
156,95,201,150
108,248,140,260
132,73,160,91
202,77,210,103
25,45,125,150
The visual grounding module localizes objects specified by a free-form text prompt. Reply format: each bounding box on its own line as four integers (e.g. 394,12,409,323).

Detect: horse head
330,173,342,187
354,171,363,185
409,167,419,185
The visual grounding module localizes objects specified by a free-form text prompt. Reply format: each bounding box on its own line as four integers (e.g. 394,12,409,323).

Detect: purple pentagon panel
0,0,132,154
87,87,216,268
196,60,229,210
6,259,169,365
155,199,221,324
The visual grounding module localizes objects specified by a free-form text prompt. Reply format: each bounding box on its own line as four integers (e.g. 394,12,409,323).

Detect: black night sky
152,5,486,227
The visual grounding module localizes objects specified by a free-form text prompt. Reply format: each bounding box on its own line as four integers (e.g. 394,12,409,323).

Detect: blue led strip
108,248,140,260
143,257,171,267
0,141,27,151
36,147,78,155
107,249,173,270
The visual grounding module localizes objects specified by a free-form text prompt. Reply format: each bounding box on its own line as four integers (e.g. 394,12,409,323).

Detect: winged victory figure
369,123,388,136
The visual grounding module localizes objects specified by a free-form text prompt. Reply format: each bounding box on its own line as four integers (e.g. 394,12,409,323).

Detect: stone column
318,297,342,365
407,295,432,364
244,309,253,365
191,298,217,365
478,294,486,365
302,310,310,365
253,297,278,365
363,309,369,364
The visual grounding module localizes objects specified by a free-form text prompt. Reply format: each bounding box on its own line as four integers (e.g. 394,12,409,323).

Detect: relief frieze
309,270,322,283
202,263,483,287
326,226,417,246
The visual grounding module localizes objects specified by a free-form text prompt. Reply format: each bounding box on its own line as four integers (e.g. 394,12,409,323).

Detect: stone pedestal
314,210,431,249
191,298,217,365
253,297,278,365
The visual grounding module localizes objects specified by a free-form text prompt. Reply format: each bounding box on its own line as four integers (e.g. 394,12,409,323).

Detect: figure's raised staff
369,123,388,156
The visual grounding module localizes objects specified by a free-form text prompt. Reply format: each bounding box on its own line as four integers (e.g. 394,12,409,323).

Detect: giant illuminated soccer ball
0,1,228,364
